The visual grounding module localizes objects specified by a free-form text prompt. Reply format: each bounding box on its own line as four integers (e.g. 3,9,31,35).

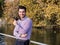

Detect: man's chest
18,20,27,26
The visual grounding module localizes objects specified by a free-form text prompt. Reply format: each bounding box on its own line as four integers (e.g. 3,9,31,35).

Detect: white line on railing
0,33,47,45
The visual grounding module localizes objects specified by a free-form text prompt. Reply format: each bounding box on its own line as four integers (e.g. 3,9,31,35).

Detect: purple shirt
13,16,32,40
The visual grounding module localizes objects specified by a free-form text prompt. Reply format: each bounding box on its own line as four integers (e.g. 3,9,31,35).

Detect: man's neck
20,16,26,20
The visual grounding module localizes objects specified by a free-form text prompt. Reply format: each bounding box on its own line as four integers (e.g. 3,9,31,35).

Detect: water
0,35,5,45
0,24,60,45
30,27,60,45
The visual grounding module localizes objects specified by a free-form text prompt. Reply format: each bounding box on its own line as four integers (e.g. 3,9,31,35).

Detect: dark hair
18,5,26,12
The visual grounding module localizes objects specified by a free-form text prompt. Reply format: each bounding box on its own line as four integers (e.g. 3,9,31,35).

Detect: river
0,24,60,45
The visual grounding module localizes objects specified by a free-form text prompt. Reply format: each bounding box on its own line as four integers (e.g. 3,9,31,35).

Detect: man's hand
20,34,27,38
13,20,17,25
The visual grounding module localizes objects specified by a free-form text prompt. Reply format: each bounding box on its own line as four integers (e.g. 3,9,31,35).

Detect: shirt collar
20,16,27,21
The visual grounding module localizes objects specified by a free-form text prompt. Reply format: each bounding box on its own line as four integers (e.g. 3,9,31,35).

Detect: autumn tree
3,0,19,24
19,0,60,26
0,0,4,17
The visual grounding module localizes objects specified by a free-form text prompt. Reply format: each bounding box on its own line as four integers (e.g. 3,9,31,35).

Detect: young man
13,5,32,45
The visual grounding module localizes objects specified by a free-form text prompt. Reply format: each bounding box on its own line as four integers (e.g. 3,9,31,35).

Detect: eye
22,11,25,13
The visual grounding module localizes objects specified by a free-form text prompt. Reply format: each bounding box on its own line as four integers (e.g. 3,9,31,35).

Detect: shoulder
26,17,32,24
27,17,32,22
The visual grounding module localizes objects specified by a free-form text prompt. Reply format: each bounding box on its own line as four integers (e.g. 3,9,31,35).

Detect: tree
0,0,4,17
50,13,57,25
19,0,59,26
3,0,19,24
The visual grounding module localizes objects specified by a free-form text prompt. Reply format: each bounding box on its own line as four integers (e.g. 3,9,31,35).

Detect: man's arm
13,20,28,38
13,20,17,26
18,19,32,34
13,25,19,37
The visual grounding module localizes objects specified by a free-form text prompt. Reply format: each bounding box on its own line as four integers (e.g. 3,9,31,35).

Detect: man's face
18,9,26,18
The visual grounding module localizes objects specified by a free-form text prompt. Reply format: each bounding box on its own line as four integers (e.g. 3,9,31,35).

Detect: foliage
0,0,4,17
0,0,60,26
19,0,60,26
2,0,19,24
50,13,57,25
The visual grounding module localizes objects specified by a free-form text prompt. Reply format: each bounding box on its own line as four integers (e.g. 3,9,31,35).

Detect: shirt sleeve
13,25,19,37
18,19,32,34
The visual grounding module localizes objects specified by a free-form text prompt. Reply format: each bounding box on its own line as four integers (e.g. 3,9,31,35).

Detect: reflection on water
31,27,60,45
0,35,5,45
0,24,60,45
